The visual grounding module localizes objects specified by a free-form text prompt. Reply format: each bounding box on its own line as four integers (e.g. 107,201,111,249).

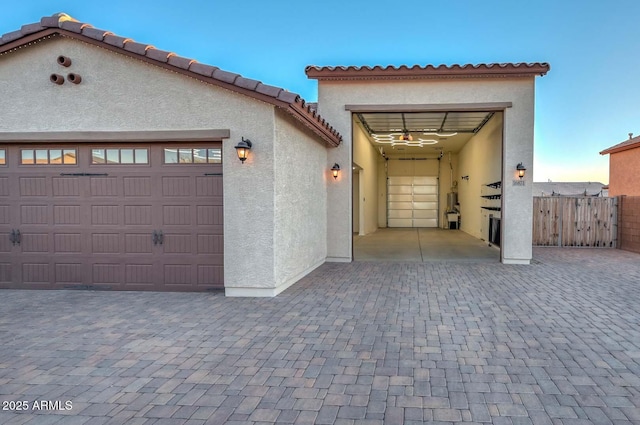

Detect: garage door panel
22,263,50,284
21,205,49,224
125,234,153,253
90,177,119,196
0,177,8,196
197,205,222,225
21,233,49,252
20,177,48,196
413,194,438,202
163,176,192,196
125,264,154,285
123,177,152,197
54,233,82,253
0,263,11,283
124,205,152,225
414,176,438,185
197,234,223,254
0,233,11,252
54,205,81,225
92,233,120,253
196,176,223,199
388,218,413,227
388,210,412,219
163,264,192,285
414,210,438,219
414,202,437,210
388,186,412,195
92,205,120,225
163,233,192,254
52,177,80,197
0,205,9,224
413,185,437,195
92,264,121,284
388,176,413,185
388,194,412,202
55,263,83,283
388,202,413,210
163,205,191,225
198,265,223,286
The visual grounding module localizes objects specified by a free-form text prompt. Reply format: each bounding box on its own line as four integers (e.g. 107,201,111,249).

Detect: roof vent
630,133,634,140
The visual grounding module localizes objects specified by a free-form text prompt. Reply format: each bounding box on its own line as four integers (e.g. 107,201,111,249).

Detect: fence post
558,198,563,247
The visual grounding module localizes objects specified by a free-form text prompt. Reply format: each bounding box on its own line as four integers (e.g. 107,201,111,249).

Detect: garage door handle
10,229,21,246
152,231,164,245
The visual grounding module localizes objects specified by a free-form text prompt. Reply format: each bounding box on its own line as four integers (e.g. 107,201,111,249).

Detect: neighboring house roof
305,63,550,80
533,182,607,197
600,133,640,155
0,13,342,147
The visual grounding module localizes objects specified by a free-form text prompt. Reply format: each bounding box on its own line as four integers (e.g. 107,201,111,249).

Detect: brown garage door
0,143,223,292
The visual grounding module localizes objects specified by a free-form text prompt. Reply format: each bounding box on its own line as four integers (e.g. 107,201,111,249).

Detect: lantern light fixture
516,162,526,179
331,163,340,180
234,137,252,163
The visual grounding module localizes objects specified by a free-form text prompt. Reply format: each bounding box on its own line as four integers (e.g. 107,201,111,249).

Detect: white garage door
388,176,438,227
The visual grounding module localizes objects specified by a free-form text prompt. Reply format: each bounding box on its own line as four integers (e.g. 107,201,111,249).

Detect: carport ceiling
355,111,494,156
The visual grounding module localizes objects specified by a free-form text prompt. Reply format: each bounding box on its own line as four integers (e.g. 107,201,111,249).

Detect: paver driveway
1,248,639,425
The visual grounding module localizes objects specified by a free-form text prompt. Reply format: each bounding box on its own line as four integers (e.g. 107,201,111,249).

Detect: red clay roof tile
20,23,46,35
81,27,109,41
0,12,343,146
145,48,173,63
189,62,217,77
123,40,149,55
306,63,550,80
102,34,128,48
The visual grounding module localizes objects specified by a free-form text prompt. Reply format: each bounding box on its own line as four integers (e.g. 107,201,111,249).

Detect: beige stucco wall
352,123,379,235
316,78,536,264
271,110,328,295
0,36,283,291
608,149,640,196
458,114,503,239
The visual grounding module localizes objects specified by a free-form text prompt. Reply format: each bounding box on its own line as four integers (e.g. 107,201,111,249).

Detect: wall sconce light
234,137,252,163
516,162,526,179
331,163,340,180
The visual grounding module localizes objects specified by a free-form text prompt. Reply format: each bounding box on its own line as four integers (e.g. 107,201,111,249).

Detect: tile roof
600,133,640,155
306,63,550,80
0,13,342,147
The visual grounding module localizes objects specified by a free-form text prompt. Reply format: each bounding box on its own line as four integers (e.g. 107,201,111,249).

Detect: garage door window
0,149,5,165
164,148,221,164
21,148,77,165
92,148,149,165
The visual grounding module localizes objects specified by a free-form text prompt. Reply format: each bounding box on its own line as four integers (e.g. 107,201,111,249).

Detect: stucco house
600,133,640,196
0,13,549,296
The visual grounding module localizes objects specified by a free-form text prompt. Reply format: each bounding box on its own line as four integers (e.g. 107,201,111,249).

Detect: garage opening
352,109,503,262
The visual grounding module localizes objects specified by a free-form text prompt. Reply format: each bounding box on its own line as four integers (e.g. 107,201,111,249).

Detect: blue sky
4,1,639,183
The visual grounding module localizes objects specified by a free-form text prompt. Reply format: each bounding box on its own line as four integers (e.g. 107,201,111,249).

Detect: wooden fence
533,197,617,247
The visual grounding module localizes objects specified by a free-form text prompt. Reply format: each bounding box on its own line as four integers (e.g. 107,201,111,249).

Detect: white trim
0,129,231,142
326,256,352,263
225,259,325,297
502,258,531,265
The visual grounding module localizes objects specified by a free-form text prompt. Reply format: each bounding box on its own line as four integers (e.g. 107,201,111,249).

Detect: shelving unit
480,181,502,245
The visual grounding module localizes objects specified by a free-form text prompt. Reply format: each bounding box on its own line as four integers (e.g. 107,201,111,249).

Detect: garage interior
352,110,504,262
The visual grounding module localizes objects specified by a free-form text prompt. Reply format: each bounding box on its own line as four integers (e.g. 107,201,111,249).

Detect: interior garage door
387,176,438,227
0,143,223,292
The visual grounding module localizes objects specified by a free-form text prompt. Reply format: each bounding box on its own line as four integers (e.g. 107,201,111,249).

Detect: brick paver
1,248,639,424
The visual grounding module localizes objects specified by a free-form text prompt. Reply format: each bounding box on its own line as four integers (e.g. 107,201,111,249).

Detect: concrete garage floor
354,228,500,263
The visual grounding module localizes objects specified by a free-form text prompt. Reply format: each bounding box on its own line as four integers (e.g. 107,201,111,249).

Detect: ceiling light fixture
423,132,458,137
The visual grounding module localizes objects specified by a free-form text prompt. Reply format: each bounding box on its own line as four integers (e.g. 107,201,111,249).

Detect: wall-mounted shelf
481,194,501,200
486,181,501,189
481,206,501,211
